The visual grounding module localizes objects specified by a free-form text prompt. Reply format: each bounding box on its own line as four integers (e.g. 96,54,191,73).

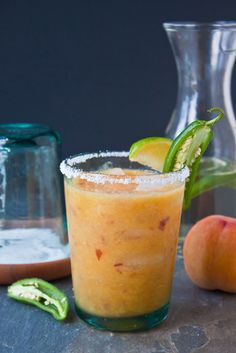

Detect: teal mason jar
0,123,70,277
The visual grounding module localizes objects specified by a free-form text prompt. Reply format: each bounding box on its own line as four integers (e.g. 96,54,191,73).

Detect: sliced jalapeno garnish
8,278,69,321
163,107,224,209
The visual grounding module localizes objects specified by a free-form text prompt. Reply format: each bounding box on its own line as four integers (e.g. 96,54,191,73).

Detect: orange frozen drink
60,152,188,331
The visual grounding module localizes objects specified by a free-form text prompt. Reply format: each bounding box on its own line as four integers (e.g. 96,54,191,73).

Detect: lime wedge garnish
129,137,172,171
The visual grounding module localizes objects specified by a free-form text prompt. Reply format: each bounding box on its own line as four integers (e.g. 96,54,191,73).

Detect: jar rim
0,123,60,144
60,151,189,186
163,21,236,30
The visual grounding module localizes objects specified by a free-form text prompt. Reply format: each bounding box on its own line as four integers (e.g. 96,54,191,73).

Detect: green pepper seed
7,278,69,321
163,107,224,209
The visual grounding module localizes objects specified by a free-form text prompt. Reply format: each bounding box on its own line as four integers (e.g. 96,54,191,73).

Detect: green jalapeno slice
163,107,224,209
8,278,69,321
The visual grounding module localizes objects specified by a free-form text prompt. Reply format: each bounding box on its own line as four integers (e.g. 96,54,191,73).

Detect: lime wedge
129,137,172,171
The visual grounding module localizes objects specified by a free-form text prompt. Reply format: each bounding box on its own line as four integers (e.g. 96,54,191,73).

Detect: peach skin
183,215,236,293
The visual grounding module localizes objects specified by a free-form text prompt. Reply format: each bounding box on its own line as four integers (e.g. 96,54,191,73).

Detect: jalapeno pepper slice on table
163,107,224,209
8,278,69,320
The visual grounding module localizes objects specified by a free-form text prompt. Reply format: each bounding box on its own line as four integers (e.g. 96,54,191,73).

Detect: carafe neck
164,22,236,160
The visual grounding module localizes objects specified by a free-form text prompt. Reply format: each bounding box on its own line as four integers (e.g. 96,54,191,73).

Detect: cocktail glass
60,151,188,332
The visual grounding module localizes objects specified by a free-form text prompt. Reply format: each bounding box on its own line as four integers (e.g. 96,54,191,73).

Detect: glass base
75,303,169,332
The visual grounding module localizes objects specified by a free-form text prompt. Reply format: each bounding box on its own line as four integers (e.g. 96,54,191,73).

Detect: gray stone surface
0,258,236,353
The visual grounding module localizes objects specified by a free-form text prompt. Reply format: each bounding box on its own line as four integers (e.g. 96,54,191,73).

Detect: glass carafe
163,22,236,234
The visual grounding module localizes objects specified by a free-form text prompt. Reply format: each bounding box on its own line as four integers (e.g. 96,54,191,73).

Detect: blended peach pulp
64,168,184,318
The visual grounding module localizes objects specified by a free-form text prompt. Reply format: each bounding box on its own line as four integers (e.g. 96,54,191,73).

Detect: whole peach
183,215,236,293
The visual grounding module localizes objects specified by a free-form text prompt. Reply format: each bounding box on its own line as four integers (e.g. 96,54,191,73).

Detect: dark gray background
0,0,236,158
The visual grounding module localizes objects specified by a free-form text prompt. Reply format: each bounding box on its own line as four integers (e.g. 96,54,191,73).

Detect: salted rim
60,151,189,186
